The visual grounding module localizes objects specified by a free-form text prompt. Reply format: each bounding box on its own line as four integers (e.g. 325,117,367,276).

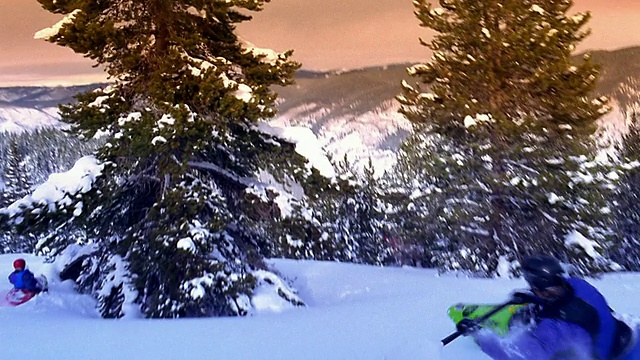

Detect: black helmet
521,255,565,290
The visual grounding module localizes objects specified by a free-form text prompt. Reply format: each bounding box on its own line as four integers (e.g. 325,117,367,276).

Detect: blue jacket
475,277,617,360
9,269,40,292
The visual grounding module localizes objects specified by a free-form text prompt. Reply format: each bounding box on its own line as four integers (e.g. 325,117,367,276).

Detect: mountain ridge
1,46,640,173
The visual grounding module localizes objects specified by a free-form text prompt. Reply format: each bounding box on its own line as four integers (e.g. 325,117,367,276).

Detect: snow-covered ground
2,254,640,359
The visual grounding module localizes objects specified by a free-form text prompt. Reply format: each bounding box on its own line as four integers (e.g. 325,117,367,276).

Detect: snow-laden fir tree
612,113,640,270
349,159,387,265
0,128,100,194
2,139,31,206
396,0,617,275
0,138,37,254
381,133,457,268
0,0,329,318
273,157,386,265
317,158,385,265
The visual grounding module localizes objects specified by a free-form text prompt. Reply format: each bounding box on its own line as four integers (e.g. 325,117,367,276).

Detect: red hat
13,258,26,270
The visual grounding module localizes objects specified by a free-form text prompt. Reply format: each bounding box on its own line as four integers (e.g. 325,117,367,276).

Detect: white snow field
2,254,640,359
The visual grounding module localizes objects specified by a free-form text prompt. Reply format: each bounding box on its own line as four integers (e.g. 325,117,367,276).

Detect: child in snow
8,258,44,293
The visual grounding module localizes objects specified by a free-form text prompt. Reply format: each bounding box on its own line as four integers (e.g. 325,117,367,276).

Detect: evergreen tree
381,132,455,268
22,128,101,185
0,138,37,254
26,128,98,183
272,157,385,265
1,0,324,318
2,139,31,206
0,128,100,196
352,159,386,264
323,158,384,264
0,126,103,255
397,0,614,275
0,133,8,195
612,113,640,270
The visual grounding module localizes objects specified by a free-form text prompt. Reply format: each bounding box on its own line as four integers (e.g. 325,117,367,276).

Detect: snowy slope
271,64,414,176
0,106,62,133
0,84,102,134
2,254,640,359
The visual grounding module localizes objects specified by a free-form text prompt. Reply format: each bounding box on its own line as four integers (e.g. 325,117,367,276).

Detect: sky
0,0,639,86
2,253,640,359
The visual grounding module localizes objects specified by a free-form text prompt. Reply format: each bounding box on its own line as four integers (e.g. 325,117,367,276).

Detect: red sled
5,288,37,306
3,275,48,306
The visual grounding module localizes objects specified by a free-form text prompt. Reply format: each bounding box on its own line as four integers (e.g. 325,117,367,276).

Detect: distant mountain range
275,48,640,172
1,46,640,174
0,84,100,133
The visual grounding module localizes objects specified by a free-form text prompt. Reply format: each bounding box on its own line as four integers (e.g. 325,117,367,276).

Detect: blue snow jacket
9,269,40,292
475,277,618,360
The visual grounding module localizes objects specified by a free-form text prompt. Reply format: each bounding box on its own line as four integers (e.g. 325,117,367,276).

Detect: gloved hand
511,291,538,305
456,318,480,336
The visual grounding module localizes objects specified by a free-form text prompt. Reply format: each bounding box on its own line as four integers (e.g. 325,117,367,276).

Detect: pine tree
272,158,385,264
2,139,31,205
1,0,324,318
352,159,386,264
613,113,640,270
0,138,37,253
324,158,384,264
16,128,101,186
397,0,615,275
382,132,457,268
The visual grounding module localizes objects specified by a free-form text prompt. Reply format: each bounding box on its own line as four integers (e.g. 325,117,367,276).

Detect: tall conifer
397,0,614,274
613,114,640,269
2,0,323,317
